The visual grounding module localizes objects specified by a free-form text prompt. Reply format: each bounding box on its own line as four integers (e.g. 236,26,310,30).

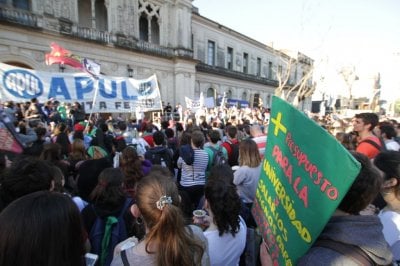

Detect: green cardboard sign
252,96,360,265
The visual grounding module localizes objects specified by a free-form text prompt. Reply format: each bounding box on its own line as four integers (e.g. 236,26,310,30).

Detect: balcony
115,38,193,59
0,5,43,28
196,63,279,87
74,27,110,44
0,6,194,60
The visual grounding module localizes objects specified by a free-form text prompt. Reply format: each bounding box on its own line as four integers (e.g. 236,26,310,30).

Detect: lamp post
59,62,65,73
127,64,133,77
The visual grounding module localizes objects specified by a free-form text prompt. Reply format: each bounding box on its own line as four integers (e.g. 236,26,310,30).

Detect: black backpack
227,141,240,166
146,148,174,173
209,146,228,167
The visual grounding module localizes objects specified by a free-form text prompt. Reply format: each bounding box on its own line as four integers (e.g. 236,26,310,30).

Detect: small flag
83,58,101,77
45,42,82,69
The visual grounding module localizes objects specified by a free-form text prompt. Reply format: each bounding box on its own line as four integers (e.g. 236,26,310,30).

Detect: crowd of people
0,97,399,265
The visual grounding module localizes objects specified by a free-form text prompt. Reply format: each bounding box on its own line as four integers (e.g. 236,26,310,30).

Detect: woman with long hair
82,168,134,266
233,138,262,205
111,173,208,266
40,143,70,183
0,191,86,266
203,173,247,266
119,146,151,198
52,122,71,158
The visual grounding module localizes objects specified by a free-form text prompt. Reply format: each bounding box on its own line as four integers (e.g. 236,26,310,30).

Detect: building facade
0,0,313,110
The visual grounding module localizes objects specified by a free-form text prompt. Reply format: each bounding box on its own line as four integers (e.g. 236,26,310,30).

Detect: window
278,65,283,77
6,0,30,10
243,53,248,73
138,1,160,43
257,57,261,76
268,61,273,79
208,41,215,66
227,47,233,70
78,0,107,30
95,0,107,31
207,87,215,98
139,14,149,41
242,91,247,101
151,17,159,44
78,0,92,28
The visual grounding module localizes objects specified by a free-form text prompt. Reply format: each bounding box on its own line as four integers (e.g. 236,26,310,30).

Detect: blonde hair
136,174,204,266
69,139,87,161
239,138,261,167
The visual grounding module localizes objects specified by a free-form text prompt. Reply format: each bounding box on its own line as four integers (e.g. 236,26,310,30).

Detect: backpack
89,198,133,266
209,146,228,167
147,148,174,173
359,138,387,154
226,141,240,166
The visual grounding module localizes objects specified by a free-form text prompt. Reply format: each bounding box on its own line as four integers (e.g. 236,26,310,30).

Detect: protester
249,124,267,158
82,168,134,266
204,129,228,176
177,130,208,210
111,173,208,266
0,157,54,212
221,125,240,166
233,138,262,227
288,152,393,265
379,124,400,151
119,146,150,198
144,131,174,174
0,191,86,266
374,151,400,262
352,112,383,159
203,176,247,266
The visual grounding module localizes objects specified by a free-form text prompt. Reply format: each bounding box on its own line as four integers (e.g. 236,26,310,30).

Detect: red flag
45,42,82,69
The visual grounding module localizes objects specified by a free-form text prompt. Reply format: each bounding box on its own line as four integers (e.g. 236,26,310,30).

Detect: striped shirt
252,135,267,159
178,148,209,187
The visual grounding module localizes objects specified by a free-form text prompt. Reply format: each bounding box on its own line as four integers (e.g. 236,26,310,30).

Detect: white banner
185,96,200,110
0,62,162,113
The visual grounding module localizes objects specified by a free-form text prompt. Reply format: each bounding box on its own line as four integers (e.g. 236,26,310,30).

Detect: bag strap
121,249,130,266
314,238,375,265
360,139,381,151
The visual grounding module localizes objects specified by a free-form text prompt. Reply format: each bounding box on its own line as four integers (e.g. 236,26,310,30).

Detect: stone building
0,0,313,110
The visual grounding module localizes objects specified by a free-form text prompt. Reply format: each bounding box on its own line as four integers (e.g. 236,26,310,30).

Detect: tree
338,65,359,108
274,51,315,108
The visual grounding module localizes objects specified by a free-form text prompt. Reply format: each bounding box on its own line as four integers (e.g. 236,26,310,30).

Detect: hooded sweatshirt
297,215,393,265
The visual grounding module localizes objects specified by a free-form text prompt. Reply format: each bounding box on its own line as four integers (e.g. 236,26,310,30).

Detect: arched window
138,0,160,44
4,61,32,69
150,16,160,44
207,87,215,98
226,89,232,99
139,13,149,41
95,0,108,31
242,91,247,101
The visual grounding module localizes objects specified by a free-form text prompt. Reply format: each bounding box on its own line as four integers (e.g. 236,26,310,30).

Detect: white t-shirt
378,209,400,246
385,139,400,151
204,216,247,266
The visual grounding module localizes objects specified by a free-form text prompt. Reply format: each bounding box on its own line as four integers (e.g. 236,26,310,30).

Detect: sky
192,0,400,101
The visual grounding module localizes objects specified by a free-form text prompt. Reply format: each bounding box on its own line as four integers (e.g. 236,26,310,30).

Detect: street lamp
59,62,65,73
127,64,133,77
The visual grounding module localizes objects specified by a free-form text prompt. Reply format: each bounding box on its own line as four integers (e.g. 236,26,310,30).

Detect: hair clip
156,196,172,210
